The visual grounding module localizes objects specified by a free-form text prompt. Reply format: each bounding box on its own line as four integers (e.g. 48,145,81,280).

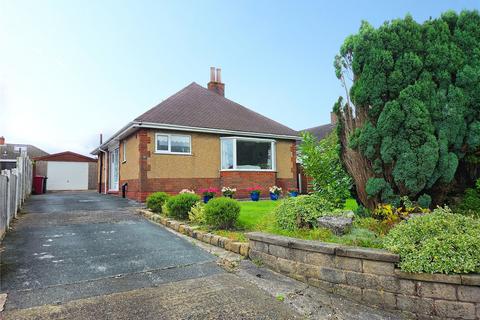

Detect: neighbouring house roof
92,82,299,155
301,123,336,141
34,151,96,163
0,143,49,162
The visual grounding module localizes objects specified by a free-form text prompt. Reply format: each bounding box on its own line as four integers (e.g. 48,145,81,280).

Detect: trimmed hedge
384,207,480,274
166,193,200,219
204,197,240,229
146,192,169,213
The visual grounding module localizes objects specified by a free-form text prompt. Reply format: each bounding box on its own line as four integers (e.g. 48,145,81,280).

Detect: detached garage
34,151,97,191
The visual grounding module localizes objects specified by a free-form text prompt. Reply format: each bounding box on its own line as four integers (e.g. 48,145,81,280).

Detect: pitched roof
302,123,335,141
34,151,96,162
0,143,49,161
135,82,299,138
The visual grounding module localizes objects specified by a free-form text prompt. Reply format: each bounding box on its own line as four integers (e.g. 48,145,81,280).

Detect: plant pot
203,195,213,203
270,192,279,200
250,192,260,201
289,191,298,197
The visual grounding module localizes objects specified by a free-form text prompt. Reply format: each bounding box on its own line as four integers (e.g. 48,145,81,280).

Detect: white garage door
47,161,89,191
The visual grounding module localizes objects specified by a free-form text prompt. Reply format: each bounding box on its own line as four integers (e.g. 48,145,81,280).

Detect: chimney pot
0,136,4,145
210,67,215,82
207,67,225,97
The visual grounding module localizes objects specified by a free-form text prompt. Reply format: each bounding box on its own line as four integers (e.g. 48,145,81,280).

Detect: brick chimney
0,136,4,146
207,67,225,96
331,112,337,125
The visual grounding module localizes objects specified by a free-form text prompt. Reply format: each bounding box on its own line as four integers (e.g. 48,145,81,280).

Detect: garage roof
34,151,96,162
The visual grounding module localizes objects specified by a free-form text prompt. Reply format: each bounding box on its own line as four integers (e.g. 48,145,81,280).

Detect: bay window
155,133,191,154
221,137,275,171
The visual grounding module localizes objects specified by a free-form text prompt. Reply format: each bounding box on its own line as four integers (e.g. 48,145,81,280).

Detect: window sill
220,169,276,172
154,151,192,156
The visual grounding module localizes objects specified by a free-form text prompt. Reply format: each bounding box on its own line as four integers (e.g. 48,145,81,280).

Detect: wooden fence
0,153,33,240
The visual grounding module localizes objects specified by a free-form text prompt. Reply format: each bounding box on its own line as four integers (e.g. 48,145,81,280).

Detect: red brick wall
220,171,276,198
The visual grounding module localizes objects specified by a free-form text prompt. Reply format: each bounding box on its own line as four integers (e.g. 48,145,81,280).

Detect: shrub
456,188,480,219
188,201,206,224
146,192,169,213
417,194,432,209
204,197,240,229
383,207,480,274
166,193,200,219
274,194,335,231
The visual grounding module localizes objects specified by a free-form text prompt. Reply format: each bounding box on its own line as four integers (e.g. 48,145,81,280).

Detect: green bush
274,194,335,231
457,188,480,219
146,192,169,213
188,202,206,224
417,194,432,209
166,193,200,219
204,197,240,229
383,207,480,274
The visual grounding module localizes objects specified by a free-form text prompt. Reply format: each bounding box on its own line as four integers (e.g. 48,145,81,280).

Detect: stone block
399,279,416,296
159,217,168,225
228,242,241,254
335,256,362,272
268,244,289,259
210,235,220,246
362,289,396,310
202,233,212,244
458,285,480,303
249,250,277,269
239,243,249,257
307,278,334,293
192,230,202,239
333,284,362,301
418,282,457,300
178,224,185,234
317,216,353,235
217,237,226,248
395,269,461,284
250,240,269,253
434,300,476,320
297,262,320,279
345,271,399,293
462,274,480,286
305,252,335,268
277,257,297,275
336,246,399,263
396,294,435,315
362,260,395,276
318,267,346,284
289,248,307,263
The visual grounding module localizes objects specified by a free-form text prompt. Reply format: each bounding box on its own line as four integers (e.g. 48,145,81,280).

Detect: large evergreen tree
334,10,480,209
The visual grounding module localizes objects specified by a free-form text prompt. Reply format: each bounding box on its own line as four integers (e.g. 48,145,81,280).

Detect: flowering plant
199,187,219,197
179,189,195,194
269,186,282,195
247,186,262,195
221,186,237,197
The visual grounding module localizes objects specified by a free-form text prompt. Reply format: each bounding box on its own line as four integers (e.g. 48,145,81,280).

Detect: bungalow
92,68,299,201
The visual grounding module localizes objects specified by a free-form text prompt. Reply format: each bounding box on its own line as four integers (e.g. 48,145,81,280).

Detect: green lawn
209,197,383,248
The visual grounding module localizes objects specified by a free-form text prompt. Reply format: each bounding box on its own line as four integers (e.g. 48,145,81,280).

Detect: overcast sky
1,0,479,156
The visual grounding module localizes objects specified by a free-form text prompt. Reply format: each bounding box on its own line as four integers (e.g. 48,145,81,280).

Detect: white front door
109,148,119,191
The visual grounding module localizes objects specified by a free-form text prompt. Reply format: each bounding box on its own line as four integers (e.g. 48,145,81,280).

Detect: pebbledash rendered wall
247,232,480,320
109,128,297,201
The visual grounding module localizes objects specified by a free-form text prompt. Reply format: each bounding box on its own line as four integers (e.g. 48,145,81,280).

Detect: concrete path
0,192,406,319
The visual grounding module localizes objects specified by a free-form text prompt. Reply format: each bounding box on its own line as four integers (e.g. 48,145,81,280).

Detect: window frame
154,133,192,155
220,136,276,171
122,141,127,163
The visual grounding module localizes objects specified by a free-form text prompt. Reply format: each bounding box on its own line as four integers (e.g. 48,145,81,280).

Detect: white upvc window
155,133,192,155
122,141,127,163
220,137,276,171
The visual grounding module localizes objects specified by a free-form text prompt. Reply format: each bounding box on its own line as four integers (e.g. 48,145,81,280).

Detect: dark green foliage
417,194,432,209
166,193,200,219
204,197,241,229
146,192,169,213
335,10,480,208
456,180,480,218
298,132,352,207
384,207,480,274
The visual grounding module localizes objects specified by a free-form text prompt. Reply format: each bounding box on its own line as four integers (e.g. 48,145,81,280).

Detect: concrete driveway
0,192,299,319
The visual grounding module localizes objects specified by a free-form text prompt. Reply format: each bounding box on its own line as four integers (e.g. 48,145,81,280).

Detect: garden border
137,208,250,256
247,232,480,320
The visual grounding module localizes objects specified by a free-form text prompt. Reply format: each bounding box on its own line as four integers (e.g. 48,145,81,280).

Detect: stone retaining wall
138,209,249,257
247,232,480,320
